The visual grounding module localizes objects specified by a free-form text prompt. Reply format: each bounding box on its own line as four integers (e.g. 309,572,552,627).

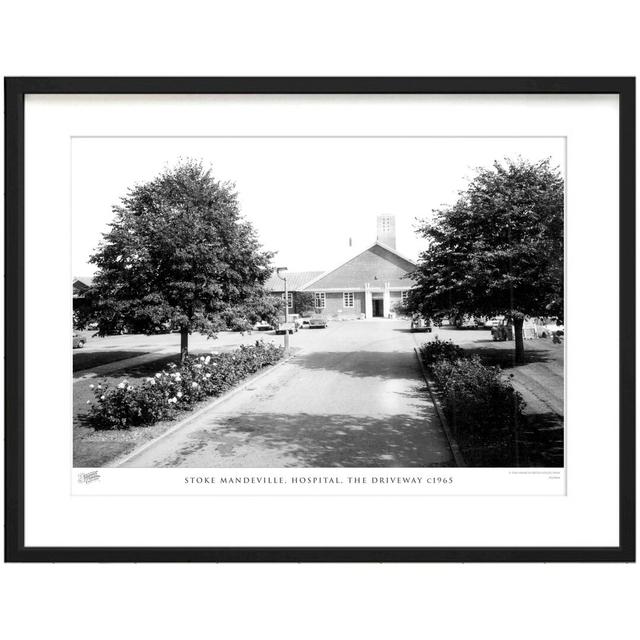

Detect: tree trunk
513,316,525,365
180,327,189,365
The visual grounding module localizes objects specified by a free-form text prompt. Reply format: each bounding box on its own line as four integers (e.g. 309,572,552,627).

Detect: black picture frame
4,77,635,563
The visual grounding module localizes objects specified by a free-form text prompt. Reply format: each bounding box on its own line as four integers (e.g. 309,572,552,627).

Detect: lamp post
276,266,289,351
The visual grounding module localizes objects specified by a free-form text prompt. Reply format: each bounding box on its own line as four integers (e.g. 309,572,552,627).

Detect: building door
372,299,384,317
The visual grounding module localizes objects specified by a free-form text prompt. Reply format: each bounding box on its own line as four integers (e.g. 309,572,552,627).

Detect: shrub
432,355,525,433
420,339,526,465
419,337,464,367
87,341,285,430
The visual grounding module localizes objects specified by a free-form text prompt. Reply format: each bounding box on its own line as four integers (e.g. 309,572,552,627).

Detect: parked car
410,315,432,332
487,316,505,328
275,316,298,335
300,317,311,328
491,320,513,341
252,320,273,331
308,315,328,329
72,333,86,349
540,320,564,339
454,315,481,329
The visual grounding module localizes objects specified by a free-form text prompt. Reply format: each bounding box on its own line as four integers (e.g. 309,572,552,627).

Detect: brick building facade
265,216,416,319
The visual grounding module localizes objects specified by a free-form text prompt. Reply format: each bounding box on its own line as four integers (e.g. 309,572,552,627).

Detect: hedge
87,341,285,430
420,337,525,465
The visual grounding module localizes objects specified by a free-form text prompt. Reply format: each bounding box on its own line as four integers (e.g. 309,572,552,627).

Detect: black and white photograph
72,136,565,472
6,77,632,564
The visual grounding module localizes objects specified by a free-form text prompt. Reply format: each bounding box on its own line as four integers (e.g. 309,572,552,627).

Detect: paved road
120,320,454,468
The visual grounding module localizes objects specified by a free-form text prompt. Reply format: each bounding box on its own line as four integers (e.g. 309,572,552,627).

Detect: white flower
205,373,211,379
89,384,95,389
213,363,218,367
128,386,134,391
86,400,91,404
177,391,183,398
168,397,177,404
117,382,125,389
155,373,162,378
100,395,106,400
200,356,205,361
150,379,156,386
204,356,210,364
191,382,198,388
97,384,102,389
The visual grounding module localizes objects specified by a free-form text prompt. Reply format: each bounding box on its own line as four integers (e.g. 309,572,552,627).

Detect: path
119,321,454,468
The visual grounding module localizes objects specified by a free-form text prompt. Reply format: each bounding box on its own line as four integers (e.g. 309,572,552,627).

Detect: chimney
376,215,396,249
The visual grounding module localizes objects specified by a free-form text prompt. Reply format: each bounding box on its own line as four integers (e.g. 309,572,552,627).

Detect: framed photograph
4,77,635,562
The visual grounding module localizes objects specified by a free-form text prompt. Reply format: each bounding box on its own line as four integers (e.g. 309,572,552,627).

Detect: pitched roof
264,270,324,292
73,276,94,288
301,242,416,290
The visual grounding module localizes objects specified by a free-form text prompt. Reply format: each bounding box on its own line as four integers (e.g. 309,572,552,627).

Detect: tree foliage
293,291,316,316
84,159,278,358
408,158,564,363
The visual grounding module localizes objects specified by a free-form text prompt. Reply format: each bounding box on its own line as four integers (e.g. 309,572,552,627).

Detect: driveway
119,320,454,468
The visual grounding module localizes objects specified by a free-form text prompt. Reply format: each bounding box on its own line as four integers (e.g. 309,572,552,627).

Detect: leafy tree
408,158,564,364
293,291,316,316
392,299,411,317
84,159,277,362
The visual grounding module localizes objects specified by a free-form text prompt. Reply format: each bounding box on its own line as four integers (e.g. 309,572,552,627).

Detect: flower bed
420,338,525,466
87,341,285,430
419,336,464,367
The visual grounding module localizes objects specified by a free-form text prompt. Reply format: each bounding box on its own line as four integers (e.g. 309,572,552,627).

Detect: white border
24,94,619,547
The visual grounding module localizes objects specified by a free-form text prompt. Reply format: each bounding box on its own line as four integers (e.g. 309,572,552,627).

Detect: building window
314,292,326,308
401,290,409,304
282,292,293,309
343,292,354,308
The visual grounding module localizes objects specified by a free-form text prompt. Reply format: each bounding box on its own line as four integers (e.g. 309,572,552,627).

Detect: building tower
376,215,396,249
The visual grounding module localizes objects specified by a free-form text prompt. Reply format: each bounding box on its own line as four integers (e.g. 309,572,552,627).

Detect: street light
276,266,289,351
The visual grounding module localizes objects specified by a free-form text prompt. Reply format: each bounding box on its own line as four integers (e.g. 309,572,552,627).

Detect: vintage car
486,315,505,328
540,320,565,339
252,320,273,331
72,333,86,349
491,319,513,341
308,315,328,329
410,315,432,332
275,315,299,335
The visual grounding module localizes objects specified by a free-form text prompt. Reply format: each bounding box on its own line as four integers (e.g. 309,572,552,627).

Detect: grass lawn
73,343,272,467
73,350,152,372
73,353,188,467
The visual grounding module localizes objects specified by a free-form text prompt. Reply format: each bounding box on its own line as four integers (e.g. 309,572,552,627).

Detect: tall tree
408,158,564,364
85,159,278,362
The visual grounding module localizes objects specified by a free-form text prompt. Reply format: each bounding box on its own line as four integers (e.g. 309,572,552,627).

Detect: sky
72,137,565,276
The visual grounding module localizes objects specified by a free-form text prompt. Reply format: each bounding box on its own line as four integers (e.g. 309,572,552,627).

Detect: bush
419,337,464,366
87,341,285,430
431,356,525,440
420,337,525,465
